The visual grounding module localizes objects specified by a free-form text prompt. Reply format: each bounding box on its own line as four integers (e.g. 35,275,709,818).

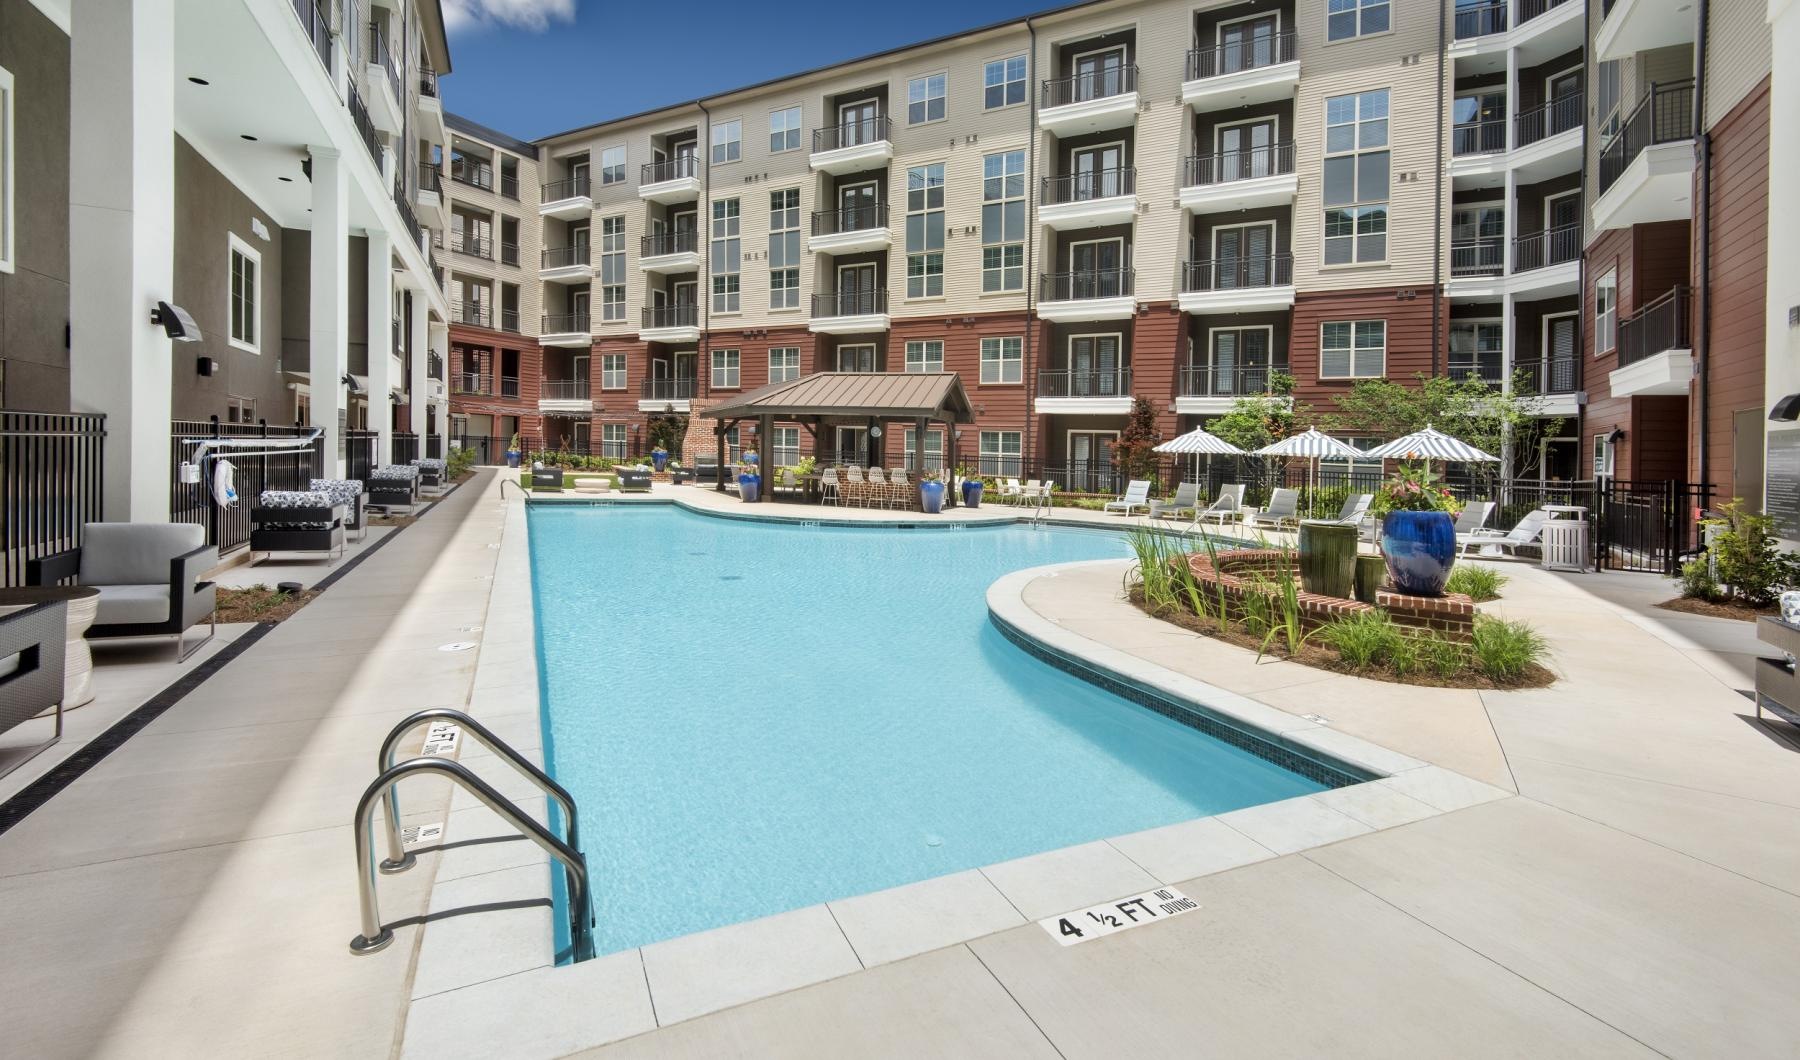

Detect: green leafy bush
1418,631,1470,678
1470,616,1547,681
1677,556,1720,601
1698,499,1800,607
1445,565,1506,602
1318,609,1399,669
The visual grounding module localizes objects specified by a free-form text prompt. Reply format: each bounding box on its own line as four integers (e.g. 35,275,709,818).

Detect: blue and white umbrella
1364,425,1499,463
1255,429,1364,518
1154,427,1246,456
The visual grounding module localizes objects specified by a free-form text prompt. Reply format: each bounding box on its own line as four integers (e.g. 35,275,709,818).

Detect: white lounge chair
1245,487,1301,531
1460,507,1549,557
1328,493,1372,525
1150,482,1202,521
1104,480,1153,516
1195,484,1246,527
1453,500,1496,537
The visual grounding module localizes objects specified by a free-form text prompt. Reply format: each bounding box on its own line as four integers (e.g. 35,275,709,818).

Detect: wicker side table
0,586,101,710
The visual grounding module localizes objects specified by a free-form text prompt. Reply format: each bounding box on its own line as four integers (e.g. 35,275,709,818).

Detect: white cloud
443,0,577,33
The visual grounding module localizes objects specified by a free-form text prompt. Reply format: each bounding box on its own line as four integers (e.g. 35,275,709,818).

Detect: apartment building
440,114,543,461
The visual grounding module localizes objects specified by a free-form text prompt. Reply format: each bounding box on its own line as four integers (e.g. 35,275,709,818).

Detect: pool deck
2,469,1798,1057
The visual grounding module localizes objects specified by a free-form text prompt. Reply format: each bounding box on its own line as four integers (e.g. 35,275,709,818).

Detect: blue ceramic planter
652,453,668,472
961,480,983,508
1380,510,1457,596
919,480,946,514
738,473,761,503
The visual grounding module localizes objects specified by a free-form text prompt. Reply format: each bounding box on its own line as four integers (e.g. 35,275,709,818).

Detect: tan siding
1705,0,1772,127
441,128,543,335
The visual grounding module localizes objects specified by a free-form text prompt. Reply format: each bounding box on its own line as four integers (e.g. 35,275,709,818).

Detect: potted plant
918,469,946,514
1371,462,1463,596
957,464,983,508
651,445,669,473
504,433,522,469
737,449,761,503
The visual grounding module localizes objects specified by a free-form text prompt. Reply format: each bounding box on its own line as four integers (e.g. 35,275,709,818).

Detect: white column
366,231,394,468
432,324,452,460
1504,47,1519,152
309,147,349,478
409,302,430,463
69,0,175,522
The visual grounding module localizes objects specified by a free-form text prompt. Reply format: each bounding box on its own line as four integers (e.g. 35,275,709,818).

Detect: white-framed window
837,343,876,372
772,426,801,467
601,424,628,459
711,348,740,388
768,346,801,383
906,163,945,298
600,145,626,185
601,353,626,390
769,188,800,310
1448,320,1503,382
980,336,1023,384
903,427,944,470
1326,0,1390,41
1592,433,1615,476
979,430,1022,476
1595,60,1622,142
904,340,944,373
1323,89,1389,265
0,64,12,274
225,395,256,424
1595,269,1617,354
711,119,741,164
982,150,1025,292
769,106,802,153
227,233,261,353
711,198,740,313
599,215,626,321
984,55,1027,109
908,72,947,125
1320,320,1386,379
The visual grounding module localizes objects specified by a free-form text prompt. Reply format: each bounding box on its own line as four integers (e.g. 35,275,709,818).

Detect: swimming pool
528,505,1336,956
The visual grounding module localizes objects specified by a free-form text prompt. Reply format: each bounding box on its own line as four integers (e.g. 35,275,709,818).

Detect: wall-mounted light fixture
1770,394,1800,421
151,302,202,342
195,357,219,377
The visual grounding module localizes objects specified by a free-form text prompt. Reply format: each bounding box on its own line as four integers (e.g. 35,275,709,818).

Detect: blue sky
441,0,1052,141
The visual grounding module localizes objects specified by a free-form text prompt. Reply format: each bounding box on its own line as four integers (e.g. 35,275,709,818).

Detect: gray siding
0,0,71,411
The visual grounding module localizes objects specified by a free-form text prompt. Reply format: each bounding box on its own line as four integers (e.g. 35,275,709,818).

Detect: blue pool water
528,505,1328,955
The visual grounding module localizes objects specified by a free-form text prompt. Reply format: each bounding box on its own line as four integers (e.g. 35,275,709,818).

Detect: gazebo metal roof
701,372,975,424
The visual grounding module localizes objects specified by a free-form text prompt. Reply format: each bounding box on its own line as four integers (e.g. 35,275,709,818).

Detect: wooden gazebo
701,372,976,505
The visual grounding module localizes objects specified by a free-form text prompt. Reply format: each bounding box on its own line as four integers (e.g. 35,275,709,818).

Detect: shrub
1237,577,1275,640
1418,631,1470,678
1319,609,1399,670
1385,631,1420,676
1445,565,1506,602
1470,616,1547,681
1677,556,1720,601
1700,499,1800,606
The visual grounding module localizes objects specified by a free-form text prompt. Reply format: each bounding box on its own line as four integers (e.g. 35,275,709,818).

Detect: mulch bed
1654,596,1778,622
214,586,319,624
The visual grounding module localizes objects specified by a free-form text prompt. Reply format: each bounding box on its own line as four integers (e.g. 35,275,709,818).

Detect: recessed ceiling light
240,134,258,142
188,77,210,86
278,176,293,182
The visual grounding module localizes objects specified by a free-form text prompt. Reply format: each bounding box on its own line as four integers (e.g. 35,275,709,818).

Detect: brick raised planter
1182,548,1475,640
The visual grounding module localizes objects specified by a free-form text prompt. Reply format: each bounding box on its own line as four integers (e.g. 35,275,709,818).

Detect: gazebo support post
714,423,727,493
758,414,774,502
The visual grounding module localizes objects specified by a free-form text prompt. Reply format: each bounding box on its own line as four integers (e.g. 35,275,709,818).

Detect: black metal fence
1186,31,1297,81
1042,168,1136,205
3,411,107,587
1042,64,1137,108
392,433,420,466
1454,0,1508,39
170,420,321,555
1185,144,1296,187
345,430,380,483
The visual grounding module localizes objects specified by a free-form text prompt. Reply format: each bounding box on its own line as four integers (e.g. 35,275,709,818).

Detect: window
1323,89,1389,264
1592,433,1614,476
1448,320,1503,382
599,216,626,321
769,106,802,153
905,340,944,373
711,199,740,313
601,353,626,390
225,395,255,424
601,424,627,459
711,348,740,388
1595,60,1622,141
769,189,801,310
984,55,1027,109
228,234,261,353
600,146,625,185
1319,320,1386,378
0,64,12,274
1327,0,1390,40
711,119,741,164
1322,436,1384,481
908,72,946,124
768,347,800,383
979,430,1022,476
981,150,1026,292
906,163,945,298
772,426,801,468
903,427,944,470
1594,270,1617,354
980,336,1023,384
837,344,876,372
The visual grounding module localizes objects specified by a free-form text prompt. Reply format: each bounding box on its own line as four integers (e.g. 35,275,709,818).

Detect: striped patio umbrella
1154,426,1245,484
1254,429,1364,518
1364,425,1499,463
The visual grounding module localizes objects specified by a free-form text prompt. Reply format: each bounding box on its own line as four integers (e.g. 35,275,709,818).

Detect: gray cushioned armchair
28,523,218,662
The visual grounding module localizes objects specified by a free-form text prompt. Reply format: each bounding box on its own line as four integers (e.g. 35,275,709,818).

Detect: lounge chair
1195,484,1246,528
1327,493,1372,525
1150,482,1202,521
1104,480,1153,516
27,522,218,662
251,490,347,563
309,478,368,540
1453,500,1496,537
369,464,421,510
1245,487,1301,531
1460,507,1550,558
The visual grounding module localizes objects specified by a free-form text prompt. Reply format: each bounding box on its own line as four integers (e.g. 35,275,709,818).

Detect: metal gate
1593,479,1712,574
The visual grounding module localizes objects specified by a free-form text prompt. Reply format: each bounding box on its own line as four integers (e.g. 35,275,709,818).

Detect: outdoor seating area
249,490,348,563
25,522,219,662
367,465,421,512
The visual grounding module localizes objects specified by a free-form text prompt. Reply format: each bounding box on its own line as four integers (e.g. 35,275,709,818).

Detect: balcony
1518,356,1583,414
1182,31,1299,110
1447,358,1505,385
808,203,892,255
1610,286,1694,397
540,313,592,347
1597,0,1696,60
1450,0,1581,58
1593,81,1696,231
641,303,701,343
539,378,594,413
639,155,701,203
808,290,889,335
452,371,489,396
1039,66,1139,136
1035,368,1134,415
1510,224,1581,296
809,116,893,176
290,0,332,72
362,23,403,135
414,164,447,230
500,242,519,267
639,376,698,412
1178,255,1295,313
1038,269,1136,322
1451,98,1582,187
450,301,490,328
417,67,446,144
1180,144,1298,212
639,230,701,273
499,376,520,400
1450,239,1504,279
1454,1,1508,39
540,176,594,220
345,84,382,168
1175,364,1291,415
449,231,491,260
1039,169,1137,231
500,309,521,334
500,173,520,200
451,160,493,193
540,244,593,284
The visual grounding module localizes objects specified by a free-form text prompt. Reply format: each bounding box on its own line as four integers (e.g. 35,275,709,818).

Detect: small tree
1323,374,1565,488
1207,380,1297,502
645,413,688,459
1110,397,1162,484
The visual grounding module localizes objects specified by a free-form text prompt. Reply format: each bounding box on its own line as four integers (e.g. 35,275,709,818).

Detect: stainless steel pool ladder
349,709,594,959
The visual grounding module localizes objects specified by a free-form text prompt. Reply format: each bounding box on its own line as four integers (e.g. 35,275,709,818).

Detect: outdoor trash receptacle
1299,520,1358,599
1541,517,1589,572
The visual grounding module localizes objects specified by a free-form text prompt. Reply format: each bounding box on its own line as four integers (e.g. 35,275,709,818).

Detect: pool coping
398,487,1511,1057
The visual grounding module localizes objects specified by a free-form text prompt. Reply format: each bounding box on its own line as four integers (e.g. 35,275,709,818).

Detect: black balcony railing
642,304,700,329
1447,359,1505,384
418,164,442,195
500,173,519,200
1184,143,1296,186
451,159,493,191
642,155,700,184
500,242,519,267
500,376,520,399
1450,239,1504,277
290,0,332,71
1517,356,1580,394
392,184,422,249
542,312,591,334
812,115,892,153
1518,0,1574,23
1179,364,1285,398
1516,92,1583,146
451,301,490,328
543,176,592,202
1042,168,1136,205
450,231,490,259
1616,286,1692,367
2,410,107,588
454,372,489,395
1042,269,1135,301
811,203,889,236
429,352,445,380
1181,255,1292,292
812,290,888,317
541,379,591,401
1042,64,1138,109
1454,0,1509,38
542,245,591,269
1513,224,1581,272
641,230,699,256
346,84,381,166
1185,30,1298,80
500,309,520,333
367,22,400,100
641,377,698,402
420,67,439,98
1037,368,1134,398
1598,80,1696,194
1452,118,1507,156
